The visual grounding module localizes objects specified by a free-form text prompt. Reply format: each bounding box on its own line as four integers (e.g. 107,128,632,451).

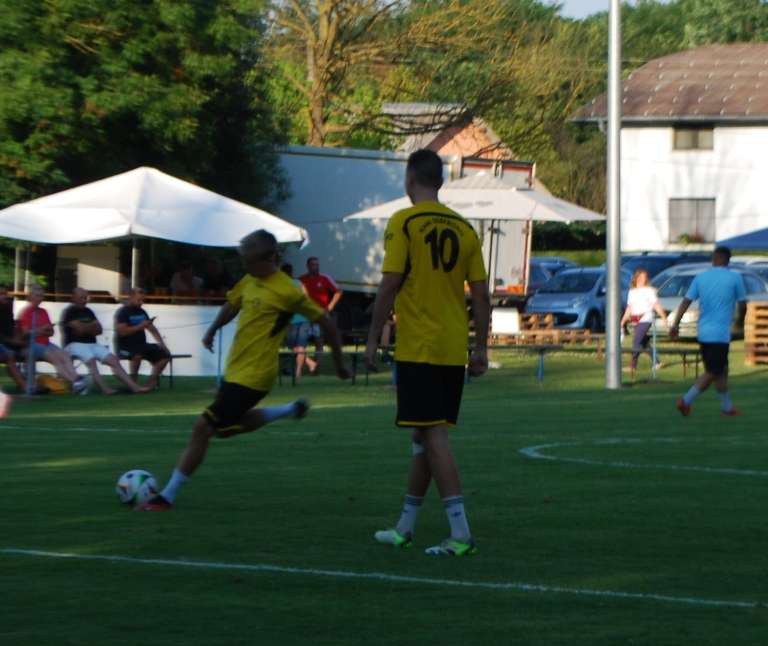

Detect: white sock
395,495,423,536
160,468,188,504
443,495,471,542
260,402,297,423
682,385,701,406
719,391,733,412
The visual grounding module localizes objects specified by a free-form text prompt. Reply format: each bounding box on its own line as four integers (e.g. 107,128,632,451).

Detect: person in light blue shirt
670,247,747,417
281,263,318,381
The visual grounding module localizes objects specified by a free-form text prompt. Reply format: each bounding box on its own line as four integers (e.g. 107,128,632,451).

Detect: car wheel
584,310,601,333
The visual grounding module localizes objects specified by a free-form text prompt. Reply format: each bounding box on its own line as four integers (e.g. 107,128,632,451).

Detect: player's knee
192,417,216,440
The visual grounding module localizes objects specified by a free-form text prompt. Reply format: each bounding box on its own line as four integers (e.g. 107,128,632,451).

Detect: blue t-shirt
685,267,747,343
290,279,308,325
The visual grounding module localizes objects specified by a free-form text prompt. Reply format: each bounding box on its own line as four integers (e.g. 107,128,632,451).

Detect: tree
265,0,535,146
681,0,768,46
0,0,284,209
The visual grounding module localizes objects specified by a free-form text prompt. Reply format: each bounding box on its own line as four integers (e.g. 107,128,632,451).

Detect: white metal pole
131,238,140,289
13,246,21,293
606,0,622,389
23,248,31,292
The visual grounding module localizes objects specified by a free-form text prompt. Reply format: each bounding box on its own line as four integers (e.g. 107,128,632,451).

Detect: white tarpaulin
344,174,604,223
0,167,307,247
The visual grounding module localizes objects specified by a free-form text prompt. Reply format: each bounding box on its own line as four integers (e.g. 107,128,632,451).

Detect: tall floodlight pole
606,0,622,389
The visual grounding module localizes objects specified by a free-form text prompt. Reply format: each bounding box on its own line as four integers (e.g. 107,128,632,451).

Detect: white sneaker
424,537,477,556
73,377,89,395
373,528,412,548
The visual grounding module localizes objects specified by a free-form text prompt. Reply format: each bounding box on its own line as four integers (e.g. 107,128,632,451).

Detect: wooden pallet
745,302,768,365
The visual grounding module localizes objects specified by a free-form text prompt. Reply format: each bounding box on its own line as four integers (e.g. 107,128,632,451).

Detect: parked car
620,252,712,278
655,266,768,338
525,267,632,332
530,256,579,276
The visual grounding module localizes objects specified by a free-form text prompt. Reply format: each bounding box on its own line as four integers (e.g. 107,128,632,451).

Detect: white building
576,43,768,251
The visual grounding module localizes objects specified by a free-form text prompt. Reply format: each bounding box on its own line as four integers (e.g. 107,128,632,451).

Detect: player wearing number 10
366,149,491,556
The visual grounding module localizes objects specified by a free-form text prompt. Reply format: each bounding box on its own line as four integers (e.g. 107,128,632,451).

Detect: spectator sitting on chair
61,287,151,395
17,284,87,394
114,287,171,390
170,261,203,300
0,285,27,392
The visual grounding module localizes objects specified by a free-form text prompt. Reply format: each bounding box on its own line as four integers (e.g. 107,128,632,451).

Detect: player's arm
316,313,351,379
365,272,404,369
202,302,239,353
327,288,343,313
669,297,692,339
468,280,491,377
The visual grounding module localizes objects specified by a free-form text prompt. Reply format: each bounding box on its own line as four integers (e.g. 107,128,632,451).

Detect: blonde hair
630,269,649,288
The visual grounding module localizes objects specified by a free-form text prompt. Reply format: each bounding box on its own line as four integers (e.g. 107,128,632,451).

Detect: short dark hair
281,263,293,276
713,246,731,263
407,149,443,190
240,229,278,261
306,256,319,265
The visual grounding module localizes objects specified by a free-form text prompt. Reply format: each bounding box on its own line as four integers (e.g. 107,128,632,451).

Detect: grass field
2,347,768,645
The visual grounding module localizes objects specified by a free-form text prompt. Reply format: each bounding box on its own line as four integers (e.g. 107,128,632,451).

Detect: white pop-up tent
0,166,307,246
345,173,604,289
0,167,308,289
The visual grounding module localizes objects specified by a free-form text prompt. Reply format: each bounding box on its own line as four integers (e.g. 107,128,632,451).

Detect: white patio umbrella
345,173,604,288
0,167,308,288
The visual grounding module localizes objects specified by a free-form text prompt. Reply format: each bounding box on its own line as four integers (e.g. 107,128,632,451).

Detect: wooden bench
621,346,701,377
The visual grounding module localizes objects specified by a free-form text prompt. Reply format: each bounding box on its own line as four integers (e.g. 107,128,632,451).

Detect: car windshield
622,257,675,277
657,274,695,298
539,272,599,294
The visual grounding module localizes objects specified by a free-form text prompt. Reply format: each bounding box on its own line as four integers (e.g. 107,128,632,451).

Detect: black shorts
700,342,729,376
395,361,465,428
203,381,268,430
118,343,170,364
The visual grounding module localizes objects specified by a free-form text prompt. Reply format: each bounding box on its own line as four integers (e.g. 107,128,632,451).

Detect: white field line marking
1,548,760,610
520,438,768,477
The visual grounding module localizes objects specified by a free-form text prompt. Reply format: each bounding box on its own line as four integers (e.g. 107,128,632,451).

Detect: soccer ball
116,469,158,507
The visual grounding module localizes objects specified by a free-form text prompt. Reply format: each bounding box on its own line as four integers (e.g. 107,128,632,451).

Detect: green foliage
0,0,284,212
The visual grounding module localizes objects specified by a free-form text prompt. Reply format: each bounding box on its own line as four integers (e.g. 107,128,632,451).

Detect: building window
669,198,715,243
673,127,714,150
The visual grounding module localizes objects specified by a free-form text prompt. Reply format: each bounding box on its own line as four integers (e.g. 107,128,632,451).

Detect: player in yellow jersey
140,230,350,511
365,149,491,555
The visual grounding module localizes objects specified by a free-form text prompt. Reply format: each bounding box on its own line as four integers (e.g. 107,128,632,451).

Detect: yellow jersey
382,200,486,366
225,271,324,391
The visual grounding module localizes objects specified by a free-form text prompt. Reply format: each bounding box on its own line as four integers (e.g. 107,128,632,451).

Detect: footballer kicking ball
116,469,158,507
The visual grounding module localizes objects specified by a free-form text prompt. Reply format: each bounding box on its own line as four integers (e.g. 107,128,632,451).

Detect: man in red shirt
17,285,87,393
299,257,343,372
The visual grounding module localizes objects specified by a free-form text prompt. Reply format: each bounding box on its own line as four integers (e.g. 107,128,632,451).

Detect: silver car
526,267,631,332
656,266,768,338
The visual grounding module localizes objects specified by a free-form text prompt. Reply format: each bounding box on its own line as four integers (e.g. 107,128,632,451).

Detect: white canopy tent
0,166,308,290
345,173,604,289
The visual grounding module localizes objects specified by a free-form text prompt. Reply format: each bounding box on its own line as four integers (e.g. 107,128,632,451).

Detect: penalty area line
1,548,760,610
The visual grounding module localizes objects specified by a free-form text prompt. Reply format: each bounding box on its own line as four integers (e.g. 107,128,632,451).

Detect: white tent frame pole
605,0,622,389
131,238,140,289
13,246,21,293
23,248,31,292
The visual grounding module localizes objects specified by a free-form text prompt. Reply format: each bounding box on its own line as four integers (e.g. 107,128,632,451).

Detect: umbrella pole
131,238,140,289
487,220,495,289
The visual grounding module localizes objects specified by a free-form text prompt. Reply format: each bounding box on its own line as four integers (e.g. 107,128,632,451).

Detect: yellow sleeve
466,234,487,282
226,277,246,308
381,212,409,274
